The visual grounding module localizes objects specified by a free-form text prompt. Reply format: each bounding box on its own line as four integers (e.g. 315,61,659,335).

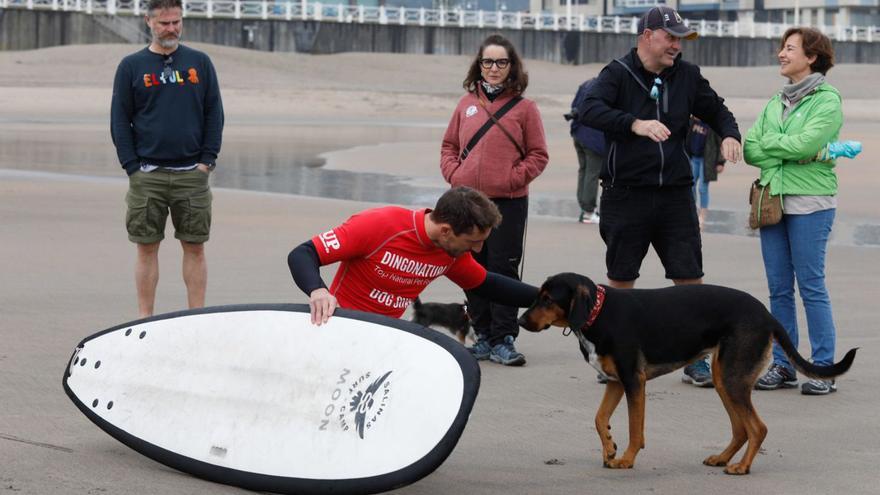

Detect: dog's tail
772,323,858,378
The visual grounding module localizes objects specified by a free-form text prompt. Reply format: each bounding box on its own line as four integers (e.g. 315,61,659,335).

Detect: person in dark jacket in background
578,6,741,386
567,78,606,224
686,115,725,230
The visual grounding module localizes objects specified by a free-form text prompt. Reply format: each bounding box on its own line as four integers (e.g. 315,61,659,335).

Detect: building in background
523,0,879,27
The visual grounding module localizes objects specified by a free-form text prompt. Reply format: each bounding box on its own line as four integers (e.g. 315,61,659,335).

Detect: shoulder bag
748,179,783,229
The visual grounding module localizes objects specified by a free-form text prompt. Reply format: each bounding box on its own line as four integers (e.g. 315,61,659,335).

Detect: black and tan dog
518,272,857,475
411,297,472,345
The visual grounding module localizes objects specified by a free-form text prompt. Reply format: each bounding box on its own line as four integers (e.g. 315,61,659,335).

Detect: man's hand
716,163,725,174
309,288,338,326
720,137,742,164
196,163,211,174
631,119,671,143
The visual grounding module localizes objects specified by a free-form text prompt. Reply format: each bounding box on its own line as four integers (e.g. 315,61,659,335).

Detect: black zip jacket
578,48,740,188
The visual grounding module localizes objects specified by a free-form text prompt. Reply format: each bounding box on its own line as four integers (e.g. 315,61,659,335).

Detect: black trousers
466,196,528,346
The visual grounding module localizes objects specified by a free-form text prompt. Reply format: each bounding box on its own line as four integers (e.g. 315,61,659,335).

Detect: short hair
147,0,182,16
431,187,502,235
463,34,529,96
781,27,835,75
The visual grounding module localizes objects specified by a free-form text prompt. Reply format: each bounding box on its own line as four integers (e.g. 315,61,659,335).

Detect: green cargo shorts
125,168,212,244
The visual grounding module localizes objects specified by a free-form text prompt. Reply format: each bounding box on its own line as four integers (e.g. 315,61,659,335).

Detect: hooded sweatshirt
440,86,549,199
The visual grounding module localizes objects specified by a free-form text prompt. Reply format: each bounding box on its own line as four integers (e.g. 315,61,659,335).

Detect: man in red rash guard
288,187,538,365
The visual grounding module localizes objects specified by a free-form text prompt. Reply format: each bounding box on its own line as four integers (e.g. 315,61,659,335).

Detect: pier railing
2,0,877,42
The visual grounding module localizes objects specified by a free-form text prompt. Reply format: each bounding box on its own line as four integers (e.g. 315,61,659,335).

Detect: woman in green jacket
744,27,842,396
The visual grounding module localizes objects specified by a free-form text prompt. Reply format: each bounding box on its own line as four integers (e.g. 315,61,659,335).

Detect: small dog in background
411,297,472,345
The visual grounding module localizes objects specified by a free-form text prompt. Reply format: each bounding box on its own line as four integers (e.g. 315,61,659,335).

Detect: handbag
748,179,783,229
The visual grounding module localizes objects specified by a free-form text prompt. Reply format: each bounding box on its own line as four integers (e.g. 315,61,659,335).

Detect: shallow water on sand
2,121,877,247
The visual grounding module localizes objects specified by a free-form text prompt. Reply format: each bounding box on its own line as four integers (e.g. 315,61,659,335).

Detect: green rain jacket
744,82,842,196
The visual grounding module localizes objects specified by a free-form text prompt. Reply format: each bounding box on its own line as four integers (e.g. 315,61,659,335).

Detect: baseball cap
637,6,698,40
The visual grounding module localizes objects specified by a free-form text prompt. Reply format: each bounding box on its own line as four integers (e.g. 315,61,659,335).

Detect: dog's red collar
582,285,606,329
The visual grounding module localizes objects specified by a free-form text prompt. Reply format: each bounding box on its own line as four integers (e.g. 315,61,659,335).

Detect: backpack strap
613,58,651,94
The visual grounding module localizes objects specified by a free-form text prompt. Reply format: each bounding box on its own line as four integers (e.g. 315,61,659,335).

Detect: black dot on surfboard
125,328,132,336
92,399,98,407
139,331,146,339
107,401,114,410
80,358,87,367
94,361,101,369
74,357,79,365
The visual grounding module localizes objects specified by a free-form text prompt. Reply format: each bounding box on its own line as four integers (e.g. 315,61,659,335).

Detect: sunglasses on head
479,58,510,70
650,77,662,100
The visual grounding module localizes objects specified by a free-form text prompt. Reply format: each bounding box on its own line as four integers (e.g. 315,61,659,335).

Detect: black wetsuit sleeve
288,241,328,296
470,272,539,308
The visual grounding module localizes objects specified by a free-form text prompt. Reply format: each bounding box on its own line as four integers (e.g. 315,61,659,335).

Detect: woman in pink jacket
440,34,549,367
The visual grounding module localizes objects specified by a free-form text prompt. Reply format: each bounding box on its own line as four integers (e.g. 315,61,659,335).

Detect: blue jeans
759,209,836,368
690,157,709,209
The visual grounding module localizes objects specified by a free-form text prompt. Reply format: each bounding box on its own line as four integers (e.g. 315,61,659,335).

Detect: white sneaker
580,212,600,224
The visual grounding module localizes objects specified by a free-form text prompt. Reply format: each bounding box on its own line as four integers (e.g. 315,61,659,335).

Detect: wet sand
2,44,879,223
1,170,878,495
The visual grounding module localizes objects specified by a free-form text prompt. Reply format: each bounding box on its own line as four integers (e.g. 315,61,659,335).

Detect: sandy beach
1,42,879,494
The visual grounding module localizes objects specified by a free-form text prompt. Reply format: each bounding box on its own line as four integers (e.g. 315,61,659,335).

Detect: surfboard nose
65,346,83,378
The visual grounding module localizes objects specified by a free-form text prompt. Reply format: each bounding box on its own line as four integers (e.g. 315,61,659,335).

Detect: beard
151,29,180,50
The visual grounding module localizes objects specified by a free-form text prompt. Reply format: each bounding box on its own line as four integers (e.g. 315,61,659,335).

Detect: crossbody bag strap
482,98,527,160
460,96,523,161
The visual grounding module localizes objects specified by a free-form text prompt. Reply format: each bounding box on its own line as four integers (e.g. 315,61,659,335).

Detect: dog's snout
517,313,542,332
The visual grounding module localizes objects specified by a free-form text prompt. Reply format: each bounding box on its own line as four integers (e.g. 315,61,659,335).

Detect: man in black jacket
579,6,741,386
579,6,741,289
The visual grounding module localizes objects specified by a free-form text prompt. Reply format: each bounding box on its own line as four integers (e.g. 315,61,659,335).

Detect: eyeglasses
649,77,662,100
480,58,510,70
162,56,174,80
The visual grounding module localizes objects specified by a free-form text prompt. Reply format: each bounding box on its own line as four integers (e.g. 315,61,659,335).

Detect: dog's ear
567,285,594,331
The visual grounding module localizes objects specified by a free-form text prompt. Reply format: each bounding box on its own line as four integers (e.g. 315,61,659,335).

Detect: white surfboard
62,304,480,494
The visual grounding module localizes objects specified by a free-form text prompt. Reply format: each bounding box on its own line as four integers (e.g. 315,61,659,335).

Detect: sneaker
682,358,713,388
489,335,526,366
579,211,600,224
755,364,798,390
468,338,492,361
801,378,837,395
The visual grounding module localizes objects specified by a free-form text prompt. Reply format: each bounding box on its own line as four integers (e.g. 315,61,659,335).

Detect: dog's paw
603,448,617,462
702,455,728,467
723,463,750,475
603,458,634,469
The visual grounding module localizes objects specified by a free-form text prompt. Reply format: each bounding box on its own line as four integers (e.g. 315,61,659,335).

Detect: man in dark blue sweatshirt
111,0,224,317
